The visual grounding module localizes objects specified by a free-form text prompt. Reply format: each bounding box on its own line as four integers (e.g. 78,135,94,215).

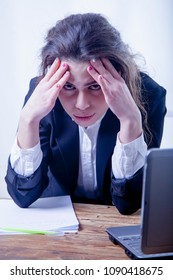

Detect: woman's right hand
17,58,70,149
22,58,70,123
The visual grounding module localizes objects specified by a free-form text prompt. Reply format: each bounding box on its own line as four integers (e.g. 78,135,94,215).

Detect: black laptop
107,148,173,259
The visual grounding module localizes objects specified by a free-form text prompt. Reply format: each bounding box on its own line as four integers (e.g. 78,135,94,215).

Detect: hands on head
88,58,142,143
18,57,142,149
26,58,139,120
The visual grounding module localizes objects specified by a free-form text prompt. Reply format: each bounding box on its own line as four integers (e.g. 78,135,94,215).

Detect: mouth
73,113,95,121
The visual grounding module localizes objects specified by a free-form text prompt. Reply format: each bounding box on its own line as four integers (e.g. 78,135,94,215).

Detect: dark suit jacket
5,73,166,214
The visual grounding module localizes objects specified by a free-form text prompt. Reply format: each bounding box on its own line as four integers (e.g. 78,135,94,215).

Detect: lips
73,113,95,120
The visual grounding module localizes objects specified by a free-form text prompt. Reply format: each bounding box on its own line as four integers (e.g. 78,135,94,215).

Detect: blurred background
0,0,173,198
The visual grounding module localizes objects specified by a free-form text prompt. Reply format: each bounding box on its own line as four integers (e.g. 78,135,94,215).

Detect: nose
75,91,90,110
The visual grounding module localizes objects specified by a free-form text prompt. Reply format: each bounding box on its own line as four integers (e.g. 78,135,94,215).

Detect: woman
5,13,166,214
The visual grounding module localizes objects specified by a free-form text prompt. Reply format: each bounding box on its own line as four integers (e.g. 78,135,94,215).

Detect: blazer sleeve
110,73,167,215
5,78,51,208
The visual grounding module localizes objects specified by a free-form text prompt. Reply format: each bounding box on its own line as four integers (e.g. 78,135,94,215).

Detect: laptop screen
141,148,173,254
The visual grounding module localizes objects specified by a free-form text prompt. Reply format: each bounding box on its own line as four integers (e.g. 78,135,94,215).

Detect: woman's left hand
87,58,142,143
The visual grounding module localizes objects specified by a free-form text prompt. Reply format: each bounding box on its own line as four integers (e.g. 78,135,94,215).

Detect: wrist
119,115,142,144
20,106,41,126
17,110,40,149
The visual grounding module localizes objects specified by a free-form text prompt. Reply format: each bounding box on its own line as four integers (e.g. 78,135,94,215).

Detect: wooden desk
0,203,140,260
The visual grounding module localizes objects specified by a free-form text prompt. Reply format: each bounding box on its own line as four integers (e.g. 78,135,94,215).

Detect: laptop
107,148,173,259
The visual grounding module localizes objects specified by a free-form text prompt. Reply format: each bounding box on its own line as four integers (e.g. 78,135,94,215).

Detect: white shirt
10,120,147,197
75,119,101,199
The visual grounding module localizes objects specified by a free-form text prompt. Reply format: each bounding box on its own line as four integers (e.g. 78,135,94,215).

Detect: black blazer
5,73,166,214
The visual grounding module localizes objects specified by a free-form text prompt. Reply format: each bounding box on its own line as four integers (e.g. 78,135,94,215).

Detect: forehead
62,59,94,85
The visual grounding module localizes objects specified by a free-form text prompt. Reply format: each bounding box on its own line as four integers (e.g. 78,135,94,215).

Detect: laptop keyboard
119,235,142,255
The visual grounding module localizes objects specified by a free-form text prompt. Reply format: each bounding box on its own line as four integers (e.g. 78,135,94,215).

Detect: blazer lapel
52,101,79,193
96,110,120,192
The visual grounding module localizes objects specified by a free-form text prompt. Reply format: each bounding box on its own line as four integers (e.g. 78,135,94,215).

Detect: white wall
0,0,173,198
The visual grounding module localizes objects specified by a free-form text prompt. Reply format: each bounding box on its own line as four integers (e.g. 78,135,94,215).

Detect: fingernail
62,63,67,67
92,59,96,62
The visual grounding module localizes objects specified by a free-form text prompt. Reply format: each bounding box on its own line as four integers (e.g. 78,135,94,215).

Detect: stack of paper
0,195,79,235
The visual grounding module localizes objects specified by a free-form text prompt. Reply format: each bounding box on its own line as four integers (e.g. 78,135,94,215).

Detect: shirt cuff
112,133,147,179
10,137,43,177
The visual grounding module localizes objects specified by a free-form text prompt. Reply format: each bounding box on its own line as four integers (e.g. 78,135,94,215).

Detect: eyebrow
85,81,99,86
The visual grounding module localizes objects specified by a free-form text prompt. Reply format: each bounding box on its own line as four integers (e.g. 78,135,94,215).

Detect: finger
89,59,116,83
97,75,108,98
101,58,122,80
90,58,123,82
90,59,107,76
87,66,110,99
44,58,61,81
51,70,70,95
87,65,101,84
48,63,69,88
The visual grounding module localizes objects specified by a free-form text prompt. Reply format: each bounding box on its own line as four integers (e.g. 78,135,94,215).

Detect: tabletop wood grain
0,203,141,260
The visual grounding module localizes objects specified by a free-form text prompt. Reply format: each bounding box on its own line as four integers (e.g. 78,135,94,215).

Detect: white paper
0,196,79,234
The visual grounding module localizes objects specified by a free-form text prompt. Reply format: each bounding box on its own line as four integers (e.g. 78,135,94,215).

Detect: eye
89,83,101,91
63,83,76,91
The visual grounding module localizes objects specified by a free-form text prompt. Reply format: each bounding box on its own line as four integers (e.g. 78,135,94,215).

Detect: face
58,60,108,127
